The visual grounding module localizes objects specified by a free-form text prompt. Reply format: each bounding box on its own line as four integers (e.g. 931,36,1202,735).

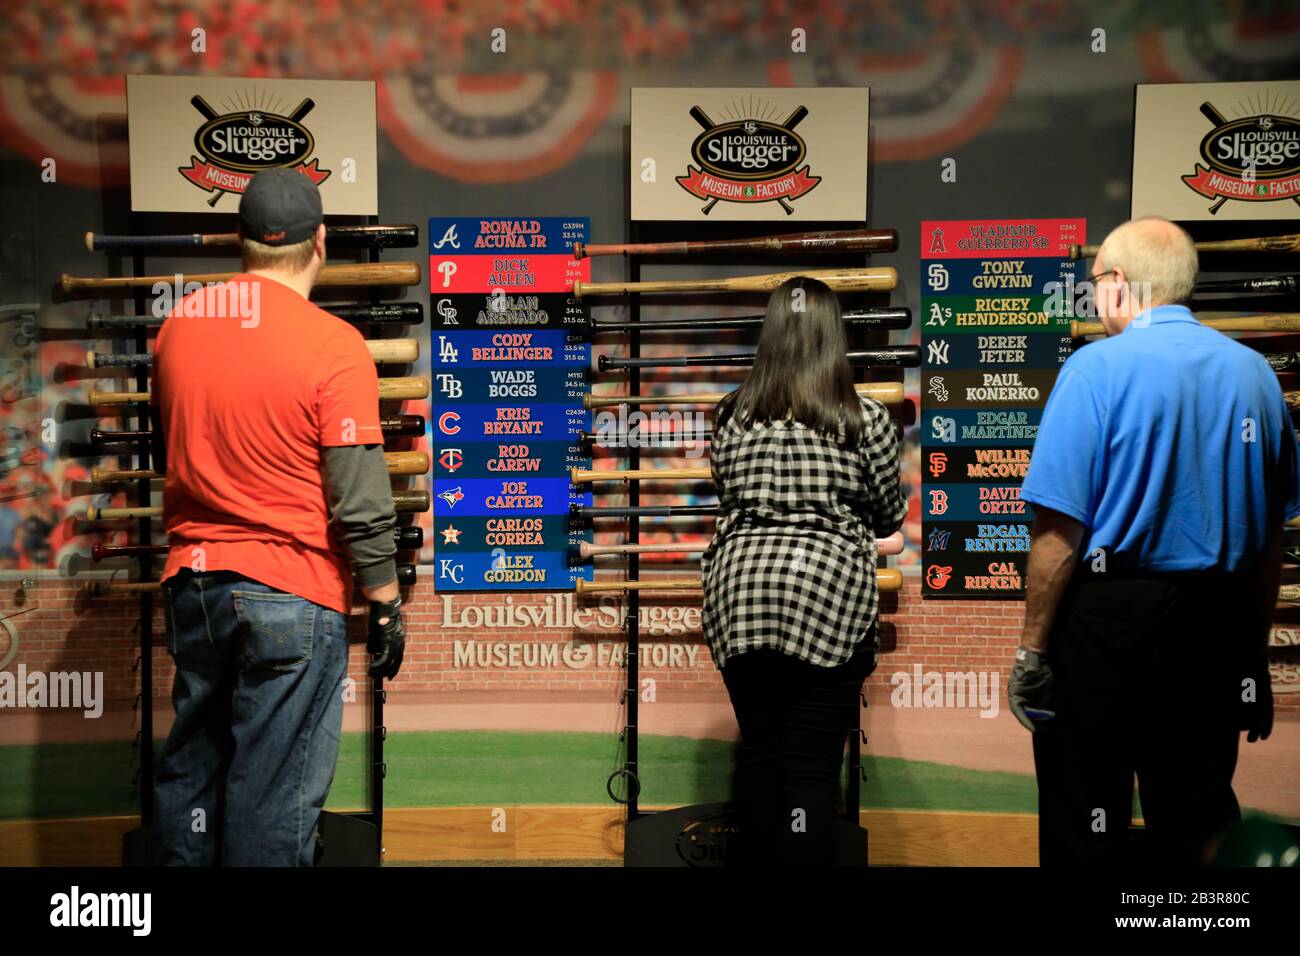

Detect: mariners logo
180,92,330,207
676,100,820,215
1182,99,1300,214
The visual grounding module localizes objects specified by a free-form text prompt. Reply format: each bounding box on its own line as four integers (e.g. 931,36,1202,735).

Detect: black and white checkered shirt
701,394,907,669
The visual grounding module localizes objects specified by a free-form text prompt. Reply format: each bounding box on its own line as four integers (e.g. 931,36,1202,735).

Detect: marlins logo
437,486,465,509
179,92,330,207
676,99,820,215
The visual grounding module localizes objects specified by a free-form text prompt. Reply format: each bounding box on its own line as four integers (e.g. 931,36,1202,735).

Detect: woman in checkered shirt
701,278,907,867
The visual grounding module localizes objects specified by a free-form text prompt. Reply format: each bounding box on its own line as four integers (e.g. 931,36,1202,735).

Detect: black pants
1033,570,1255,867
721,636,877,867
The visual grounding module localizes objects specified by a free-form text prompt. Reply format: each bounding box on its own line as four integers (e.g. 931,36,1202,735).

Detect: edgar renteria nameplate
126,74,378,215
630,88,869,221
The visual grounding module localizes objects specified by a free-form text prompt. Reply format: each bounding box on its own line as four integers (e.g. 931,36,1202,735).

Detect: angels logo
925,565,953,590
1182,99,1300,214
675,100,820,215
180,93,330,207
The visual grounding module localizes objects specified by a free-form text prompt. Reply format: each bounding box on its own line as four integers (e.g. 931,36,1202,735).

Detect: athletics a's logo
675,99,820,215
1181,98,1300,214
178,91,330,207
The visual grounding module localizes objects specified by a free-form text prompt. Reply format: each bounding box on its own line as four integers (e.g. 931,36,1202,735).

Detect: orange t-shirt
153,273,383,613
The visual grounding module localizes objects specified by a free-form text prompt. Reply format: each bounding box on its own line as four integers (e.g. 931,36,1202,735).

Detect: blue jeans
153,570,350,866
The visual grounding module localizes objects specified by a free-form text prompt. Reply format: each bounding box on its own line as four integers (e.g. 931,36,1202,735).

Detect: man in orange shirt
150,169,405,866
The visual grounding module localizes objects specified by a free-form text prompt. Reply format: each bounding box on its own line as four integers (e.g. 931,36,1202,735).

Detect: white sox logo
1182,98,1300,214
676,100,820,215
180,93,329,208
927,376,950,403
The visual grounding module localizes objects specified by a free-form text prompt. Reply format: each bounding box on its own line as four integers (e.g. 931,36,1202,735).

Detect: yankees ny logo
928,489,949,515
432,224,461,250
931,416,956,443
927,340,950,365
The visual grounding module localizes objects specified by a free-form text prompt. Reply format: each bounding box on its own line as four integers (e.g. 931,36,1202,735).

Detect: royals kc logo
675,101,820,215
179,92,331,207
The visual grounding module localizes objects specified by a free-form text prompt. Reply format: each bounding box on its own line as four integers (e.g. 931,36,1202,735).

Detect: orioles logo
925,565,953,589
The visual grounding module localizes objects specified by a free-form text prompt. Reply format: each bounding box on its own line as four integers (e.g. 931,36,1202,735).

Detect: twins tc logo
1182,99,1300,214
925,565,953,589
438,448,463,473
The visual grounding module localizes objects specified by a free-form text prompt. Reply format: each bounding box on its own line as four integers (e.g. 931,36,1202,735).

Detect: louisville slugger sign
126,75,377,214
1132,81,1300,221
630,88,868,221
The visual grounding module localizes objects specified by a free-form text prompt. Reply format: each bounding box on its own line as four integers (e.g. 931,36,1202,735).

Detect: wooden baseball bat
580,306,912,336
583,381,905,409
90,526,422,559
85,339,418,371
87,490,429,520
1280,584,1300,602
576,531,905,559
599,345,921,371
89,563,418,596
89,415,424,446
61,261,422,294
572,466,709,483
87,376,428,404
85,302,425,330
90,451,428,484
575,229,900,259
85,224,420,252
572,267,897,298
1070,234,1300,260
573,567,903,594
1071,314,1300,337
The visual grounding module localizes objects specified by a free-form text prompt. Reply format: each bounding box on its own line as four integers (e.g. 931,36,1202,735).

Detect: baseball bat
1267,353,1300,373
87,376,428,404
581,307,912,336
89,562,417,596
62,261,422,294
577,420,903,453
90,526,423,560
575,531,905,560
571,504,719,520
89,415,424,446
573,566,903,594
1195,274,1300,295
571,466,710,483
85,302,425,330
90,451,428,484
1070,234,1300,260
599,345,921,371
85,338,419,370
582,381,905,409
1280,584,1300,602
572,267,897,298
1071,314,1300,337
85,224,420,252
574,228,900,259
87,490,429,520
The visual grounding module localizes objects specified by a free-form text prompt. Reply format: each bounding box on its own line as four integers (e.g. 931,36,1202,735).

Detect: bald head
1096,217,1198,310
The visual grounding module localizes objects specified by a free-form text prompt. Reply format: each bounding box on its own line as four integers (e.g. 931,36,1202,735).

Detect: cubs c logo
438,411,461,435
925,565,953,589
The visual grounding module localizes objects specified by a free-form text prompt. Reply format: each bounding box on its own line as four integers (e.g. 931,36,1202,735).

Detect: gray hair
1096,217,1198,307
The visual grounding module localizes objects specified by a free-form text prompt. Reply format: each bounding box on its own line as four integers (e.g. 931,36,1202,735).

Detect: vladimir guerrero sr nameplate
126,75,378,214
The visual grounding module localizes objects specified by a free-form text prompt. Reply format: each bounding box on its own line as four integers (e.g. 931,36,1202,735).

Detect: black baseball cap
238,168,323,246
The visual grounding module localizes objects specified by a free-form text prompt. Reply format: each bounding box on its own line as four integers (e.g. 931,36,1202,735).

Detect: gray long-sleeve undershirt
322,443,398,589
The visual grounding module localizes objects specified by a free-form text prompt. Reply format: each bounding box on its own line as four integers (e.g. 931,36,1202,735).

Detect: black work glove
1008,645,1055,732
368,595,405,680
1245,654,1274,744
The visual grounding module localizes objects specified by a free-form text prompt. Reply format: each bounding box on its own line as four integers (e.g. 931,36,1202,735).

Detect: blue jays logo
437,486,465,509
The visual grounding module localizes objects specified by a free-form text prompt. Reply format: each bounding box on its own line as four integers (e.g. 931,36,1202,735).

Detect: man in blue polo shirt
1008,216,1300,867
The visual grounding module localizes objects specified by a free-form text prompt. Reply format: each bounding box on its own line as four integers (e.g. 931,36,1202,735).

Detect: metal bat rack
615,212,884,867
118,213,389,866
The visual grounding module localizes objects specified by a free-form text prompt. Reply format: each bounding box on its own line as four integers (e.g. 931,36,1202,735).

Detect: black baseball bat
598,344,921,371
577,307,912,337
1196,274,1300,295
85,302,424,330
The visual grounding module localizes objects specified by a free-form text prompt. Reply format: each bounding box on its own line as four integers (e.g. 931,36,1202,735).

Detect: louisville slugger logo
1181,99,1300,214
676,100,820,215
179,93,330,207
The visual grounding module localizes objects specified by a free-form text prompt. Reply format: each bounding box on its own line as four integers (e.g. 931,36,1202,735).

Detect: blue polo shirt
1020,304,1300,571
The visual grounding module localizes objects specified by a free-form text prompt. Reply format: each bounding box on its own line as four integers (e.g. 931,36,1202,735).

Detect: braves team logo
437,486,465,509
925,565,953,590
675,100,820,215
438,448,463,472
1182,98,1300,214
179,93,330,207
